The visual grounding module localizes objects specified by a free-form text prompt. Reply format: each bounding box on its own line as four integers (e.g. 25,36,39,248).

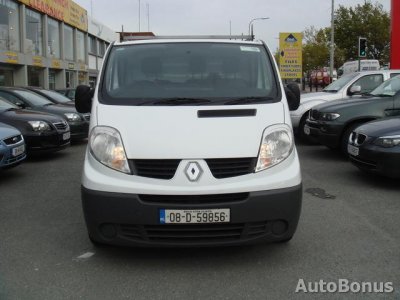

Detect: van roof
115,39,264,47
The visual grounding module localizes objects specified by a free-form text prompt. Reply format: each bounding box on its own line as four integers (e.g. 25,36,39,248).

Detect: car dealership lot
0,141,399,300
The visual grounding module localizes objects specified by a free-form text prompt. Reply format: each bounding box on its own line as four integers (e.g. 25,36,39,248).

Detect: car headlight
320,113,340,121
255,124,294,172
64,113,81,122
89,126,131,174
373,135,400,148
28,121,51,132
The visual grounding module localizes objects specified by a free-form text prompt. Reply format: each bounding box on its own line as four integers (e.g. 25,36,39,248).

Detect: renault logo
185,162,203,182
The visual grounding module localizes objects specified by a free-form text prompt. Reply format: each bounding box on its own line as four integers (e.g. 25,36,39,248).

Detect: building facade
0,0,118,89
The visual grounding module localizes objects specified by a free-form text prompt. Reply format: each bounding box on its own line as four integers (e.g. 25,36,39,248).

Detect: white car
291,70,400,138
75,37,302,247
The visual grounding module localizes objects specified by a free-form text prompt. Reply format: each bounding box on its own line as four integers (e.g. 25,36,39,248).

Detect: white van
342,60,380,75
75,38,302,247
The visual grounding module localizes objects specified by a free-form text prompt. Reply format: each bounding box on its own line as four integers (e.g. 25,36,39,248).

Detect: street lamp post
248,17,269,38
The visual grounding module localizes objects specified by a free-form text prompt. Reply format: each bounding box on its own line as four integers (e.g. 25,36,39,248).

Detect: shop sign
279,32,303,79
51,59,62,69
32,56,43,67
5,52,18,64
18,0,88,32
68,62,75,69
79,63,87,71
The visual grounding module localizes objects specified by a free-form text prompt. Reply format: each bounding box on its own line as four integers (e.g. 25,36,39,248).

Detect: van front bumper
82,184,302,247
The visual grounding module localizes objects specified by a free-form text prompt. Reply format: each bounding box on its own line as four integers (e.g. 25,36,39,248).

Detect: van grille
118,221,270,243
206,158,256,178
131,158,256,180
132,159,180,179
138,193,249,205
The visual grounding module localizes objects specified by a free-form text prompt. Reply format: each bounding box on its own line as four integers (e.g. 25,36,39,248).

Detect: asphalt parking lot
0,140,399,300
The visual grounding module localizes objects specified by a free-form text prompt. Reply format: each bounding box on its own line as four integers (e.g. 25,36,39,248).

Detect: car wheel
340,123,363,155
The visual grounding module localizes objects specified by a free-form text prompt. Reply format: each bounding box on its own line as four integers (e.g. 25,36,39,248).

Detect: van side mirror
348,85,361,95
75,85,93,113
285,83,300,111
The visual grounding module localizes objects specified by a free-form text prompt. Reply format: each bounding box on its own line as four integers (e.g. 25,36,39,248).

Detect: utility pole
229,20,232,39
147,3,150,32
138,0,141,32
330,0,335,81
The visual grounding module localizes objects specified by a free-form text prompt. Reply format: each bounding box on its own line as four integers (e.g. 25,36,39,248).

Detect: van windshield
101,42,279,105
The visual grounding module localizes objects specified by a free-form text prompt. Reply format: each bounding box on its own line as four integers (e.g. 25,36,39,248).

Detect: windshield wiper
137,98,212,106
370,93,393,98
43,103,54,106
5,107,20,111
222,96,274,105
322,89,338,93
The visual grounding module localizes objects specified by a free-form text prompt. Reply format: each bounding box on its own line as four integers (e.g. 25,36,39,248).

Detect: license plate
348,144,359,156
12,144,25,157
304,125,311,135
160,208,230,224
63,132,71,140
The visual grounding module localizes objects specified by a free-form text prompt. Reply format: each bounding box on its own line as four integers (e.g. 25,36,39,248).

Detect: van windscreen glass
101,43,278,105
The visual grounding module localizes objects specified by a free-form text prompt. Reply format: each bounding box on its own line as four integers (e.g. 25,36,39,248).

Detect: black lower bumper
349,145,400,178
306,120,344,149
69,122,89,140
81,184,303,247
24,132,70,153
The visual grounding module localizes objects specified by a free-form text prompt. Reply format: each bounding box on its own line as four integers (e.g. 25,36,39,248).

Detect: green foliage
334,1,390,63
301,0,390,72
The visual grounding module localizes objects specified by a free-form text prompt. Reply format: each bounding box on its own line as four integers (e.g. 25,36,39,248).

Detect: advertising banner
18,0,88,32
279,32,302,79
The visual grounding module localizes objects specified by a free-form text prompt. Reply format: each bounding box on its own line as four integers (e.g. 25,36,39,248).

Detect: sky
74,0,391,50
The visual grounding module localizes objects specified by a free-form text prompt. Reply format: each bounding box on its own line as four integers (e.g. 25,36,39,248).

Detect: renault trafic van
75,38,302,247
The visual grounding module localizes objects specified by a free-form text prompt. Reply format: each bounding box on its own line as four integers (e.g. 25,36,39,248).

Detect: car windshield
13,90,53,106
40,89,71,103
101,42,278,105
370,75,400,97
0,98,18,111
322,73,359,92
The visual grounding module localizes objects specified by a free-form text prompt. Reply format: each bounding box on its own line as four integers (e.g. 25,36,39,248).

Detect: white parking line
75,252,95,261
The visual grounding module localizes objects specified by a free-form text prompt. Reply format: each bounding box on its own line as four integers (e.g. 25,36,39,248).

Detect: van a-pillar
391,0,400,69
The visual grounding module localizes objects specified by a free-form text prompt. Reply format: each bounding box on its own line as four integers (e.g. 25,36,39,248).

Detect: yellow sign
18,0,88,32
279,32,302,79
68,62,75,69
51,59,62,69
32,56,43,67
5,52,18,64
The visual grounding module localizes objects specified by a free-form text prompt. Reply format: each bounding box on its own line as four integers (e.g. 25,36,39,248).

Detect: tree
334,1,390,63
302,27,330,72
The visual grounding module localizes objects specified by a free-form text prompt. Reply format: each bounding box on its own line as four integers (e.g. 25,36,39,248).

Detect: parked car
0,122,26,169
0,97,70,153
348,117,400,178
291,70,400,138
25,87,75,106
55,88,75,101
305,75,400,153
0,87,89,141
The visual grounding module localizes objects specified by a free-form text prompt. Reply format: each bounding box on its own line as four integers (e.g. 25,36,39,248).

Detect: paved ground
0,140,399,300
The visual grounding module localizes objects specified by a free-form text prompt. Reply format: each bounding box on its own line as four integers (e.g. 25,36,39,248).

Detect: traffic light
359,37,367,57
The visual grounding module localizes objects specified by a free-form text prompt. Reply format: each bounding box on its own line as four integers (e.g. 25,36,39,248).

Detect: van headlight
89,126,131,174
255,124,294,172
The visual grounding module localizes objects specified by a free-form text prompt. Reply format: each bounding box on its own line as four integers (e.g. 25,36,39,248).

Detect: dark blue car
0,122,26,169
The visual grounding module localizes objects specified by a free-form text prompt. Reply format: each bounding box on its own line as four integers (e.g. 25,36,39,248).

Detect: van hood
96,103,285,159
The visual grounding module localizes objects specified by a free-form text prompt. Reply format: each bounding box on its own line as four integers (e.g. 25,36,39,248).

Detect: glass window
89,35,96,54
64,25,73,60
0,0,20,51
352,74,383,94
371,76,400,97
49,70,56,90
0,69,13,86
76,30,85,62
98,40,105,57
25,8,42,56
47,17,60,58
102,43,278,106
27,66,44,87
13,89,52,106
